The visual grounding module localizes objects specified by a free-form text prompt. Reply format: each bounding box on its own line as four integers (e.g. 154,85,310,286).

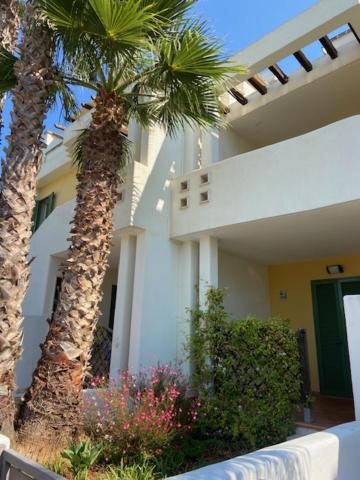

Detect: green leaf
0,46,16,94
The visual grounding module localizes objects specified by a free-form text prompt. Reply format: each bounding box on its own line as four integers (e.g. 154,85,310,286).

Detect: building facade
18,0,360,400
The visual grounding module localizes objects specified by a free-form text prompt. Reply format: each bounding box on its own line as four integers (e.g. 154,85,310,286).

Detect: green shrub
190,287,301,450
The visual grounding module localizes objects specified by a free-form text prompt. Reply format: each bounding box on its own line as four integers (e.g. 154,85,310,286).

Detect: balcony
172,115,360,241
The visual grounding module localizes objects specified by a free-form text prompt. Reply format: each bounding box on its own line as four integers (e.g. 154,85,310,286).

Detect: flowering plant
84,365,199,461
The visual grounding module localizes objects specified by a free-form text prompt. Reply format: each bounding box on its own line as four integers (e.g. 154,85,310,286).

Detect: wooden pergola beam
229,88,248,105
348,23,360,44
268,64,289,84
248,76,267,95
319,35,338,59
293,50,313,72
82,102,93,110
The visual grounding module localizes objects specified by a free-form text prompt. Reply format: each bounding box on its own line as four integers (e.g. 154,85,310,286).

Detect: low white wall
169,421,360,480
218,250,270,319
0,434,10,454
344,295,360,420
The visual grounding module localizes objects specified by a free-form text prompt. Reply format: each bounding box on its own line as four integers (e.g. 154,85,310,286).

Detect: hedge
190,287,301,450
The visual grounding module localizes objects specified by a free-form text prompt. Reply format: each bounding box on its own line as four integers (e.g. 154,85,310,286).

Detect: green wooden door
312,278,359,398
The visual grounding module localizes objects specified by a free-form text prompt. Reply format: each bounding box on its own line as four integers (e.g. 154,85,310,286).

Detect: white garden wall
169,421,360,480
344,295,360,421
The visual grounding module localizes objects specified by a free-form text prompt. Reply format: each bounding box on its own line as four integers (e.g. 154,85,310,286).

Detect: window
200,173,209,185
32,192,56,232
180,180,189,192
200,191,209,203
180,197,189,209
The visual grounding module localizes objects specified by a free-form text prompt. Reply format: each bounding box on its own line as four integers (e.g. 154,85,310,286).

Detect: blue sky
1,0,319,150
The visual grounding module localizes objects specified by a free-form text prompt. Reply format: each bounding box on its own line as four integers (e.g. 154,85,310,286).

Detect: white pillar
199,236,218,308
183,125,200,173
200,129,219,167
177,241,199,375
128,120,141,163
344,295,360,420
128,232,146,372
109,235,136,380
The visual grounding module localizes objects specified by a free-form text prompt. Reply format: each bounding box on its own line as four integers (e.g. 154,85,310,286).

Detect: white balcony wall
172,115,360,238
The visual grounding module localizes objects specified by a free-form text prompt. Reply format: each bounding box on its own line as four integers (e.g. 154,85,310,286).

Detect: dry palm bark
20,92,124,434
0,1,53,433
0,0,20,135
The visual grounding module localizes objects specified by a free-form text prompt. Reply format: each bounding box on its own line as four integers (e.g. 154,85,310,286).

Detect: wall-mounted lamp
326,264,344,274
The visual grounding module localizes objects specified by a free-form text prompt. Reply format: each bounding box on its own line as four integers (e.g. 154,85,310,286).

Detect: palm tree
0,0,76,433
18,0,244,434
0,0,20,136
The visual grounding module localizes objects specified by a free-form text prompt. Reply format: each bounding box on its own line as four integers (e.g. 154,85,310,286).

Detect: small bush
102,457,157,480
84,366,199,462
190,287,301,450
61,440,103,480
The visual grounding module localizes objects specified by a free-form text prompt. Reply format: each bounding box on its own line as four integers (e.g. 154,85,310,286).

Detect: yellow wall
37,168,77,207
269,254,360,392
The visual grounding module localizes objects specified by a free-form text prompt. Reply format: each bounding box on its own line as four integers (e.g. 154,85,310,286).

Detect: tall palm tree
0,0,76,433
0,0,20,136
18,0,244,434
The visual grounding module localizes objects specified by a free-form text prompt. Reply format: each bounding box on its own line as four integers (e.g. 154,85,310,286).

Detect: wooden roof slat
319,35,338,59
348,23,360,44
293,50,313,72
82,102,93,110
248,75,267,95
229,88,248,105
268,64,289,84
54,123,65,131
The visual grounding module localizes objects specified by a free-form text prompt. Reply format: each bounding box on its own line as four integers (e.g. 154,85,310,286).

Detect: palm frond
142,0,196,24
0,46,16,94
47,72,78,119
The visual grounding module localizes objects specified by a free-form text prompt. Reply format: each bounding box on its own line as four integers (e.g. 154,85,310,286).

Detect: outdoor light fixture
326,264,344,274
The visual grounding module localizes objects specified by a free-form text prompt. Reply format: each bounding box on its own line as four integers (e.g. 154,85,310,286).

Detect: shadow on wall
169,421,360,480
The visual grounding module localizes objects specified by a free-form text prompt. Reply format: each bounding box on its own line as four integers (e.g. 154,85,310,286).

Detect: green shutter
32,199,40,233
46,192,56,217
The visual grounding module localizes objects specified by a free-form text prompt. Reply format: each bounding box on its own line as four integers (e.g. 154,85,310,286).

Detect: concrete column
199,236,218,308
109,235,136,380
200,129,220,167
183,125,200,173
128,120,141,163
128,232,146,372
177,241,199,374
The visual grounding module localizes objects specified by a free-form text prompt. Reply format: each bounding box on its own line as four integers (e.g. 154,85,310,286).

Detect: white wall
218,250,271,319
344,295,360,420
169,421,360,480
219,127,258,160
172,116,360,238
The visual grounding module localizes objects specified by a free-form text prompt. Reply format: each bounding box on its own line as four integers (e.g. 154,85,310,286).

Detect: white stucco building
18,0,360,408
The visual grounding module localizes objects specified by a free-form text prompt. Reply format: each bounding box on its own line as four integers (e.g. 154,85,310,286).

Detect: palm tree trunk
19,92,124,435
0,0,53,434
0,0,20,137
